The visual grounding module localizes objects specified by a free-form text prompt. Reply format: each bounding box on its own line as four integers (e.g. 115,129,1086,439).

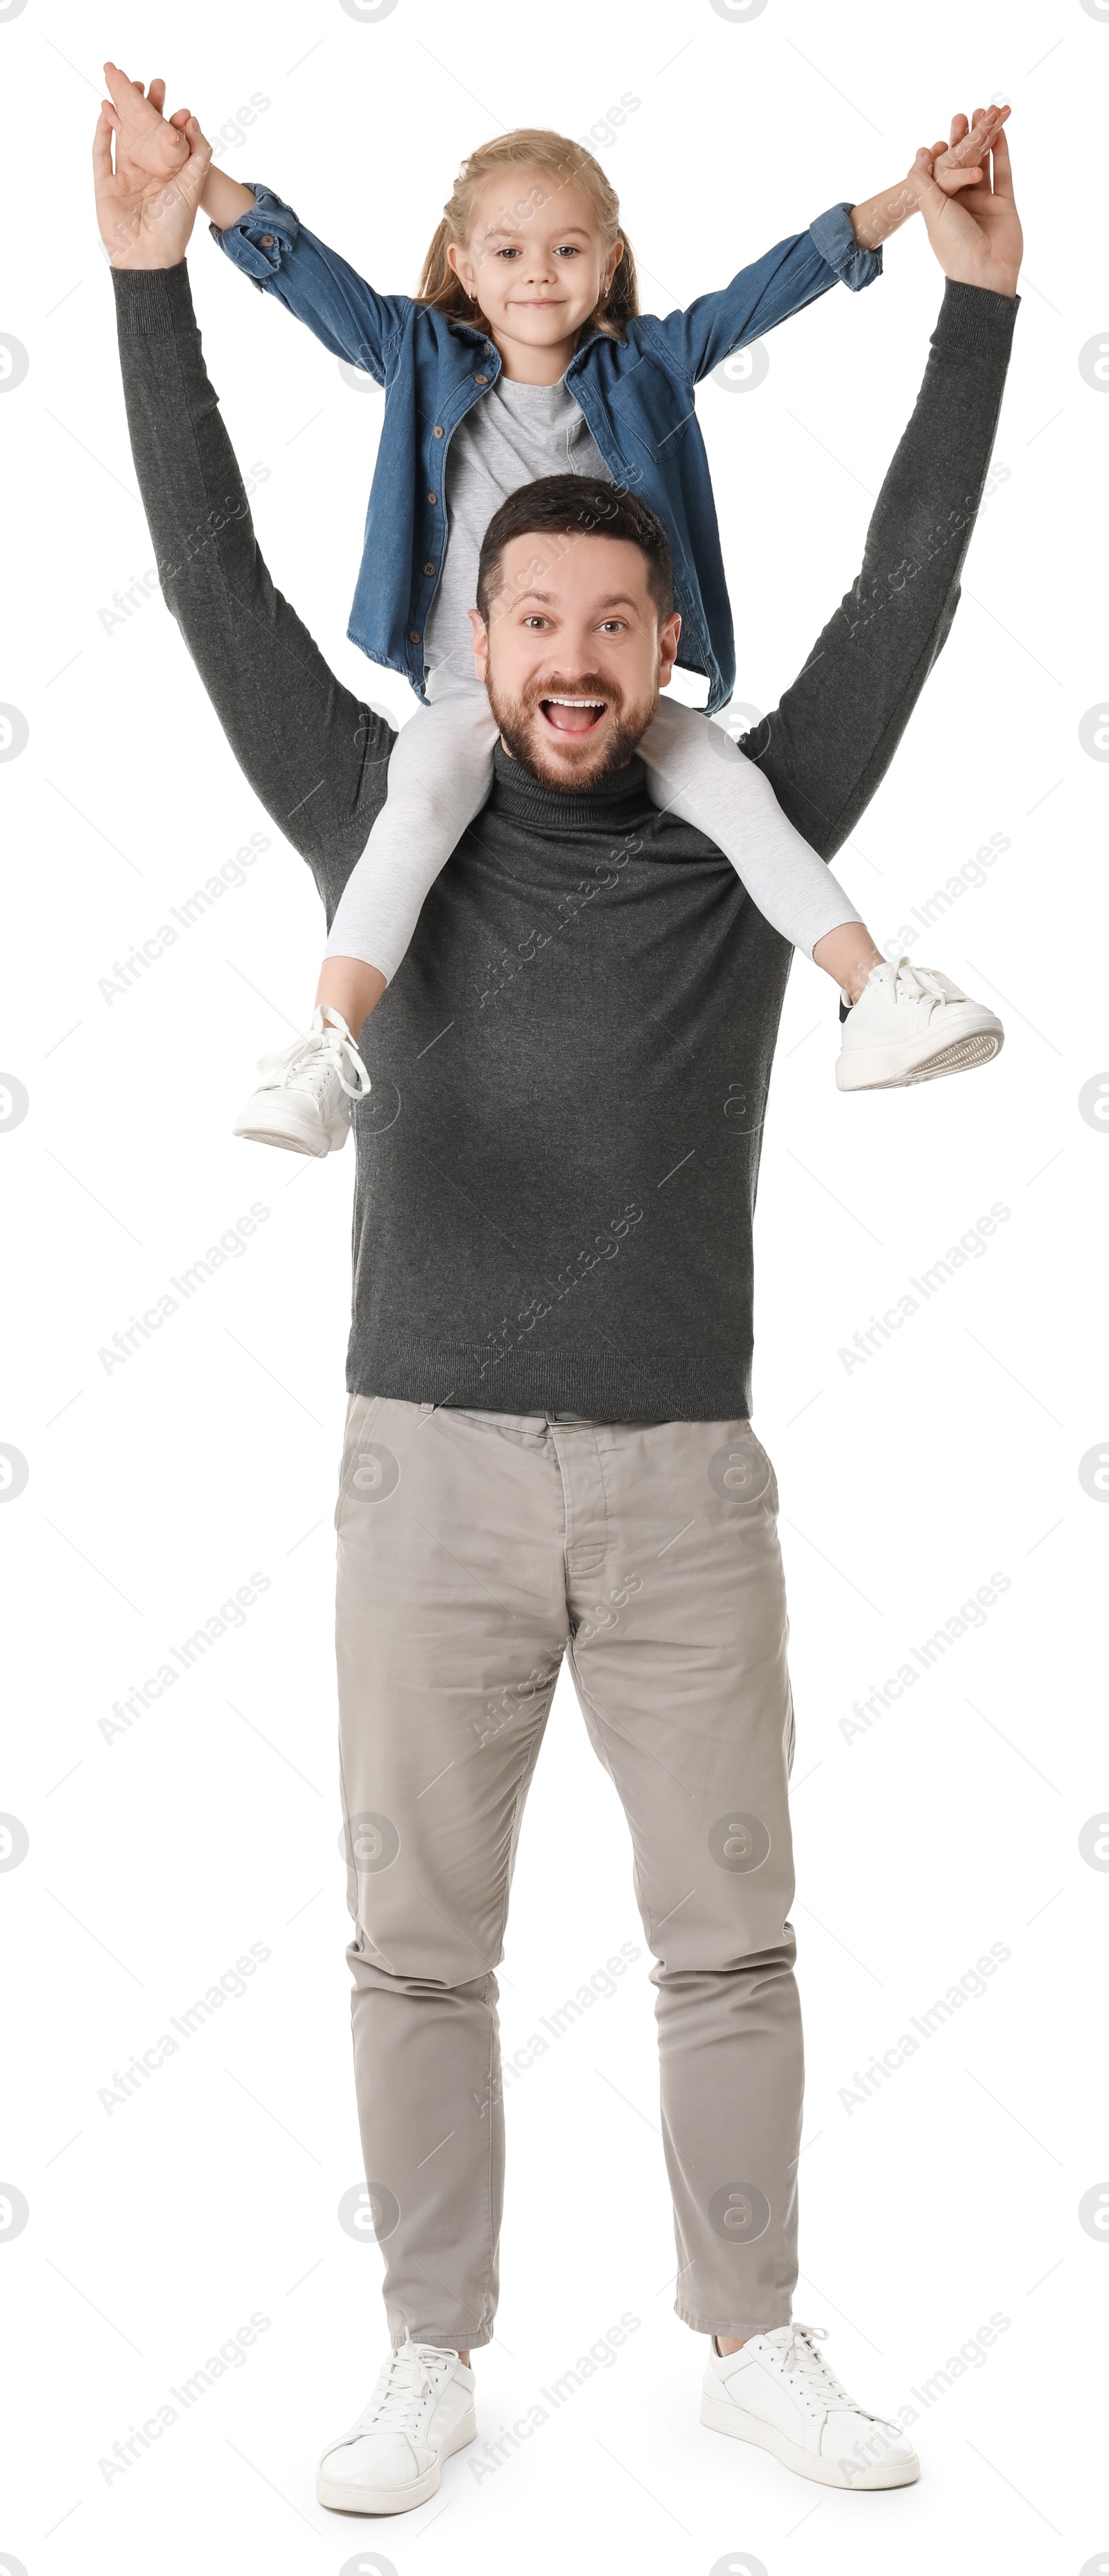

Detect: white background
1,1,1106,2569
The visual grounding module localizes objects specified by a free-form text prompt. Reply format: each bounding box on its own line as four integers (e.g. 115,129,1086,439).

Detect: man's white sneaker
316,2336,476,2515
837,955,1003,1091
232,1004,371,1155
701,2320,920,2491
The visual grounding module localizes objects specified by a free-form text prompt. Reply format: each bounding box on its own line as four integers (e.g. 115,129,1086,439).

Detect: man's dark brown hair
476,475,674,628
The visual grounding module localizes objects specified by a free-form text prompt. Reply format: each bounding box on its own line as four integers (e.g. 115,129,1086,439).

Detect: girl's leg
318,672,499,1031
638,700,1004,1093
241,669,498,1154
638,697,880,994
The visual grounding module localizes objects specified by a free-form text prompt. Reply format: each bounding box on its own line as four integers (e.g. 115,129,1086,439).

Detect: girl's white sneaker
837,956,1003,1090
316,2337,477,2515
701,2320,920,2490
232,1004,371,1154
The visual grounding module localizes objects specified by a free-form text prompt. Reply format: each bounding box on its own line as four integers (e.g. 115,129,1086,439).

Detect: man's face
470,532,681,790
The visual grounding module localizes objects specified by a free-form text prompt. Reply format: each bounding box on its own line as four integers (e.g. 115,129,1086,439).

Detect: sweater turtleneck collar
486,737,654,833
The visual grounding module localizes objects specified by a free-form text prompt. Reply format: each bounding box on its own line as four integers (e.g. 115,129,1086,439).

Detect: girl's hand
929,103,1010,197
850,103,1012,252
100,58,256,240
101,64,193,185
913,118,1022,297
94,67,212,270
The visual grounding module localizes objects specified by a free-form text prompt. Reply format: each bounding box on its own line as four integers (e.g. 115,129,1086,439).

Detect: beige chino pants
335,1394,803,2350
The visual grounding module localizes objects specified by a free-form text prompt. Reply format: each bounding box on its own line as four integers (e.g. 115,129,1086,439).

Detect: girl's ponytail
415,128,639,342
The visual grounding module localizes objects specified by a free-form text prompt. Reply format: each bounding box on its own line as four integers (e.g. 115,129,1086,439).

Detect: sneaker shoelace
882,957,948,1014
258,1006,371,1104
351,2336,449,2444
771,2322,893,2426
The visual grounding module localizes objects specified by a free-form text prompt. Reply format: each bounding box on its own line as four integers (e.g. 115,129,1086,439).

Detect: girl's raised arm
101,61,410,379
638,206,881,387
208,186,411,381
640,105,1011,387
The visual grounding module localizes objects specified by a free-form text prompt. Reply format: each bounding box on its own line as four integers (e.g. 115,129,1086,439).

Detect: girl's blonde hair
417,127,638,341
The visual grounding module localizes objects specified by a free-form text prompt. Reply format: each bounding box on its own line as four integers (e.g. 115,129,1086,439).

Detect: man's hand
851,103,1010,251
94,62,211,268
913,114,1022,297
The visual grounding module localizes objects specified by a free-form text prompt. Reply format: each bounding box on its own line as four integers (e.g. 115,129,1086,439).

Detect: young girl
102,71,1008,1152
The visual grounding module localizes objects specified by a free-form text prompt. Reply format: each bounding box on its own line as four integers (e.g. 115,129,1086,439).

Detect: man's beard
487,668,657,788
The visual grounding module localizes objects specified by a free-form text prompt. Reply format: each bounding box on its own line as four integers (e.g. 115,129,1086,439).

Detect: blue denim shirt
213,191,880,713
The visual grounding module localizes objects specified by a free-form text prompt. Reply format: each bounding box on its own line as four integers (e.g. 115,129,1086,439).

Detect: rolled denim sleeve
209,182,411,378
808,200,883,293
209,182,299,283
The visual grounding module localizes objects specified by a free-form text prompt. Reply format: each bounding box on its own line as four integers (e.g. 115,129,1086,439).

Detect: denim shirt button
259,234,274,247
408,629,421,644
474,373,489,384
427,491,438,506
422,562,436,576
433,424,444,438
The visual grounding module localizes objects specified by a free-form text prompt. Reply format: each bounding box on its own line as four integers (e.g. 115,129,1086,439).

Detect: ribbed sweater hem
347,1336,753,1424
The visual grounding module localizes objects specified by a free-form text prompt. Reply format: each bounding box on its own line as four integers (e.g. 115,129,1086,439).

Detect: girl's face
446,170,624,356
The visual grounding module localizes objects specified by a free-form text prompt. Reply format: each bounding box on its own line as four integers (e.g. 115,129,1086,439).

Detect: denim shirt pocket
609,351,697,464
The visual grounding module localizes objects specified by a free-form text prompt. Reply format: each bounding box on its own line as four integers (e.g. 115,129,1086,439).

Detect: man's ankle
715,2334,748,2355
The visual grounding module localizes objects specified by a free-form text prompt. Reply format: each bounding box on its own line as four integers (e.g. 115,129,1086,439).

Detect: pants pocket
708,1423,777,1515
334,1393,383,1530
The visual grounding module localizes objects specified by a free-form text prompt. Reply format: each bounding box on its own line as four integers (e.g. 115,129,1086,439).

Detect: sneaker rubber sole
836,1023,1003,1093
315,2406,477,2514
232,1099,349,1155
700,2390,919,2489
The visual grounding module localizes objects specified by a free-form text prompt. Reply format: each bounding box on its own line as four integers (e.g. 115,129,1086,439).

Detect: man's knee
349,1922,500,1998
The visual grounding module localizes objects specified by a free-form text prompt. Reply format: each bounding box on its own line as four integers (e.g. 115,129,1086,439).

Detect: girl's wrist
850,173,922,251
202,168,256,231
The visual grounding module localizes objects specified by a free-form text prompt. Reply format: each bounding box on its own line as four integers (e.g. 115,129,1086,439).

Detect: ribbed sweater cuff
111,260,197,335
932,277,1020,362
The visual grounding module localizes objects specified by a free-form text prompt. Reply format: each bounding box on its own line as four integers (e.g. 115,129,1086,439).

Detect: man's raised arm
749,128,1020,861
96,83,392,926
112,260,392,924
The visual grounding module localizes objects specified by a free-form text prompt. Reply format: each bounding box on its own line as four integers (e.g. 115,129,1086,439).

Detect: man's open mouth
538,694,609,736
